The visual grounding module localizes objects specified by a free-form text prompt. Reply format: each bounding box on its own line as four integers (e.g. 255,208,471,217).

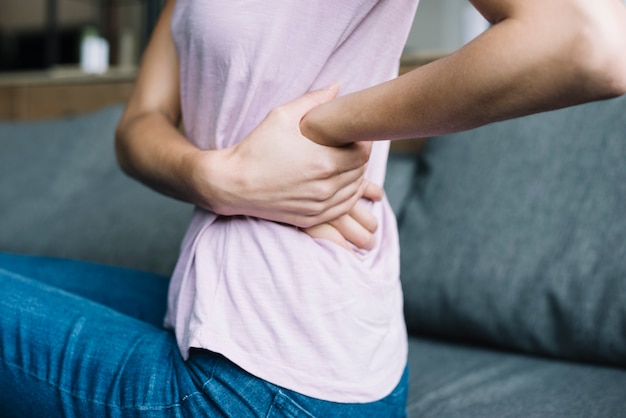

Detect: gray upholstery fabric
399,96,626,366
0,106,193,276
3,103,626,416
406,336,626,418
385,151,418,213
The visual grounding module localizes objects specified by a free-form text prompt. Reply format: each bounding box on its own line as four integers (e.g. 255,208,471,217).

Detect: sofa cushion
0,106,418,277
0,106,193,276
406,335,626,418
399,96,626,366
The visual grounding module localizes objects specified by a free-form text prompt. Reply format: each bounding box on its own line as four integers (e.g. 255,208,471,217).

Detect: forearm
301,0,626,146
116,85,376,229
115,111,231,212
114,0,378,248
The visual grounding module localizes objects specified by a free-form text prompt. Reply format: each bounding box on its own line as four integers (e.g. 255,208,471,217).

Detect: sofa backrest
398,95,626,366
0,106,193,276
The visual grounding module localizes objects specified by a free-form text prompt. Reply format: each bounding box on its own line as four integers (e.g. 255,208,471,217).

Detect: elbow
581,34,626,98
601,44,626,97
114,120,134,177
570,5,626,99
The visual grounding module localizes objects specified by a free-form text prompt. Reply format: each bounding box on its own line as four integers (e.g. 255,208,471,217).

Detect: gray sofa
1,97,626,417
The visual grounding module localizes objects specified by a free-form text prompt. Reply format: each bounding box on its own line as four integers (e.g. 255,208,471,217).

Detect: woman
1,0,625,416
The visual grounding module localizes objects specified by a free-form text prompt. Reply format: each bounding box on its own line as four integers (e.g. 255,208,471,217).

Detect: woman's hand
115,0,381,250
303,181,383,252
190,84,382,250
202,85,374,229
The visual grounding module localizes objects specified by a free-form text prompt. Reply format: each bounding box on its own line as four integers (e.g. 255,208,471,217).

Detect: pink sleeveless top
165,0,419,402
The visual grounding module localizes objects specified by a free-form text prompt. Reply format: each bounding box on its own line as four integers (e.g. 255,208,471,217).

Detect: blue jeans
0,253,408,417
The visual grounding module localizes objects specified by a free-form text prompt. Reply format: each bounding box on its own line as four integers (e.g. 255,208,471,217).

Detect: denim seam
270,390,316,418
2,360,203,412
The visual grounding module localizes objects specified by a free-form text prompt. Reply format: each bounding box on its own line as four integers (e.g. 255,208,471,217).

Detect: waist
165,198,406,402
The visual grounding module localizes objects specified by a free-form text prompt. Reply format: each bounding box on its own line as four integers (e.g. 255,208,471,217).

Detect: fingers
293,176,383,229
298,176,366,226
361,180,383,202
348,202,378,234
304,202,377,252
303,223,354,253
299,182,379,251
283,84,340,117
328,141,372,175
330,211,376,251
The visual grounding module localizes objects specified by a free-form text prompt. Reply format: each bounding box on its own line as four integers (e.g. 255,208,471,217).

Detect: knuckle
298,219,313,229
301,93,322,108
356,143,372,164
268,106,289,121
315,183,337,201
300,215,321,229
314,159,337,179
358,152,370,166
303,199,326,217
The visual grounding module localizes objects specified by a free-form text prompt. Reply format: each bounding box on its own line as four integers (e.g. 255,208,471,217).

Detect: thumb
286,83,339,116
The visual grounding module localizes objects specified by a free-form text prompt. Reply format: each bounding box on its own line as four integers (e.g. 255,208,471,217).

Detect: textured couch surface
1,99,626,417
0,107,192,275
398,96,626,417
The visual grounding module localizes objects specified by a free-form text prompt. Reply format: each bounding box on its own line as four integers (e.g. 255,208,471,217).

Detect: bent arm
301,0,626,146
115,0,210,205
115,0,377,242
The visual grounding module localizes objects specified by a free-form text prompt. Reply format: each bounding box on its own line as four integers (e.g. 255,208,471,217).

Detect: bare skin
115,0,380,251
117,0,626,251
301,0,626,146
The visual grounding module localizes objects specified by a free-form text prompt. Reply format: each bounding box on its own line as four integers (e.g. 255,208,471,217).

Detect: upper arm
468,0,626,96
118,0,181,130
469,0,614,23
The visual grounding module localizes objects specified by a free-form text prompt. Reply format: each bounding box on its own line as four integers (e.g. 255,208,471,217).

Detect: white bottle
80,28,109,74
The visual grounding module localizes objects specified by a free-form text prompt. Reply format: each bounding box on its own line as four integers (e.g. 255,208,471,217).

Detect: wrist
300,103,344,147
184,147,242,215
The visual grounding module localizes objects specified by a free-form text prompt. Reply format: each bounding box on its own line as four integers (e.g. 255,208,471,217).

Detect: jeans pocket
266,390,316,418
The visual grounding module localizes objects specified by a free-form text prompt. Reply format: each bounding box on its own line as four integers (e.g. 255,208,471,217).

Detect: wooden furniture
0,67,135,120
399,50,448,75
0,51,446,125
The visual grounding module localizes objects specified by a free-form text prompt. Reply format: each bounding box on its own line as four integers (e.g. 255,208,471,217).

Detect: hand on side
115,0,381,252
303,180,382,252
188,85,381,249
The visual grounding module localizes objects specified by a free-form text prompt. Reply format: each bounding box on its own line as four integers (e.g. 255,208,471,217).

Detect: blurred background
1,0,621,120
0,0,485,74
0,0,161,73
406,0,488,56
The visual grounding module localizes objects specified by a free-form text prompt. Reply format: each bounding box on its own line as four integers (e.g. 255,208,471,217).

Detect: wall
405,0,489,54
405,0,626,54
0,0,96,31
0,0,144,70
